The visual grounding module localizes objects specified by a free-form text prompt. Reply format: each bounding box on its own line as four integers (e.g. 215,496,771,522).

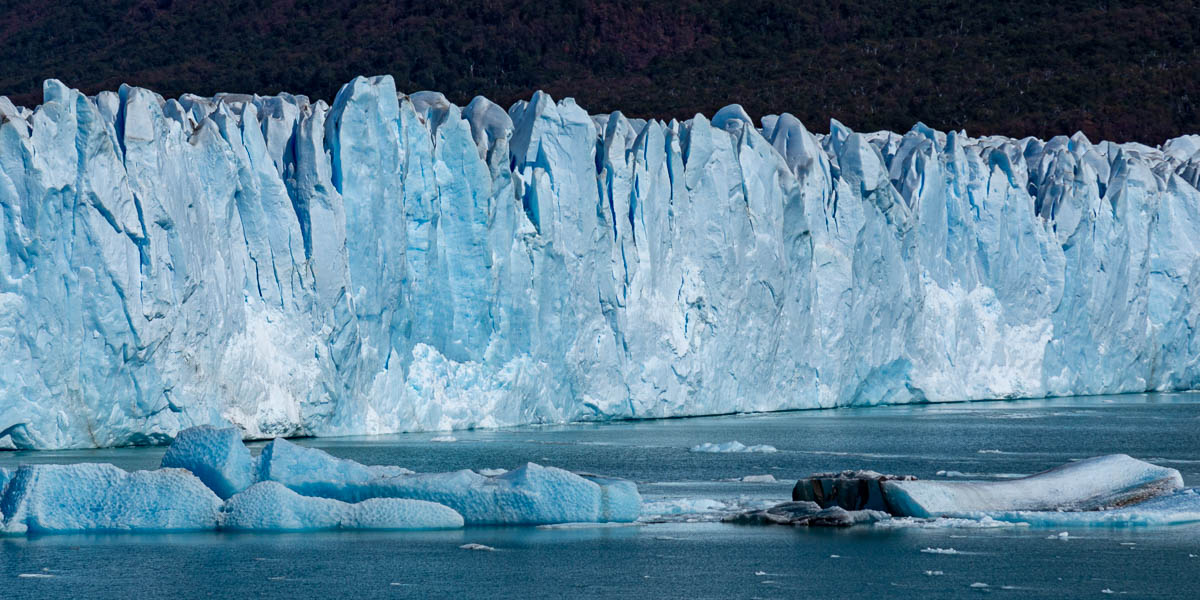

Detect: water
3,393,1200,598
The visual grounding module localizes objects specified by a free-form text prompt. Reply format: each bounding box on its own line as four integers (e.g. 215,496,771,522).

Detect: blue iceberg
1,463,223,535
222,481,463,531
160,425,255,499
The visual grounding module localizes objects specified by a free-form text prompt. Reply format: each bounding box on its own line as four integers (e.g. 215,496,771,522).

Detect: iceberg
1,463,222,534
178,427,641,526
256,437,413,499
2,77,1200,449
0,427,641,535
276,463,642,526
881,454,1184,517
159,425,255,499
222,481,464,531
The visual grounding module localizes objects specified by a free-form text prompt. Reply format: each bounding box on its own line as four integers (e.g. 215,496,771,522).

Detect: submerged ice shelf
0,426,641,534
2,76,1200,449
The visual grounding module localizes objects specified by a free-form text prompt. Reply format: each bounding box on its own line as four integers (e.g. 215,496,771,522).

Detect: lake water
3,393,1200,598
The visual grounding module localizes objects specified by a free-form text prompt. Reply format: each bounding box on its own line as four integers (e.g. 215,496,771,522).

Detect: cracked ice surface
2,76,1199,449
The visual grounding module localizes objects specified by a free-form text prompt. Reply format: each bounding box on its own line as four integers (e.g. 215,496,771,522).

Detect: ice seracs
2,77,1199,449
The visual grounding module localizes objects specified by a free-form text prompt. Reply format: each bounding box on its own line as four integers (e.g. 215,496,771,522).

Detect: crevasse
1,76,1198,449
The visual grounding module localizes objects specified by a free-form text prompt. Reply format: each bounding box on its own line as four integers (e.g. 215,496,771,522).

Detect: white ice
882,455,1183,517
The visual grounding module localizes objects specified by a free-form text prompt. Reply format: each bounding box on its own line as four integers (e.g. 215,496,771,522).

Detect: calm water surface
3,393,1199,599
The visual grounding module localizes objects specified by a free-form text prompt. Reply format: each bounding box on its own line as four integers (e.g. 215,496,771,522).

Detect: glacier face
1,76,1199,449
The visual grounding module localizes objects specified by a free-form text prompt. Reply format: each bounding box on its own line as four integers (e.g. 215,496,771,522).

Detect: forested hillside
2,0,1197,143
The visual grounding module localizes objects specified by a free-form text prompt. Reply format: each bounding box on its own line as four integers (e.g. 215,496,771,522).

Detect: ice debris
7,78,1200,451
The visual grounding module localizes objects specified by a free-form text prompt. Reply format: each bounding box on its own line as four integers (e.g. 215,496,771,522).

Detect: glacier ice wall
1,76,1199,449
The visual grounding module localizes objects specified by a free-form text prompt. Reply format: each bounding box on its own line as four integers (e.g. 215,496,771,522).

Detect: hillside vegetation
2,0,1197,143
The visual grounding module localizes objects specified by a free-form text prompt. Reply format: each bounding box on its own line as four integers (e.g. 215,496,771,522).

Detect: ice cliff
2,76,1199,449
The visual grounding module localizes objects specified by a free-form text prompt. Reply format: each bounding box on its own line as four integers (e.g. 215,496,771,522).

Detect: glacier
1,76,1199,449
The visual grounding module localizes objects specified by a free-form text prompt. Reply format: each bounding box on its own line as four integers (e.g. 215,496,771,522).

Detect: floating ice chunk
160,426,255,499
257,438,408,498
735,474,778,483
222,481,463,531
255,440,637,525
920,547,960,555
431,436,457,443
642,498,729,516
979,487,1200,528
357,463,641,525
873,516,1022,529
690,442,778,454
882,455,1183,518
459,543,495,551
1,464,222,534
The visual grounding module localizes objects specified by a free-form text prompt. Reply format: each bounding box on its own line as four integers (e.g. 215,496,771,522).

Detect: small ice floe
829,554,840,558
431,436,457,443
722,474,778,483
924,570,945,576
690,441,777,453
937,470,1028,479
875,516,1022,529
1101,589,1116,594
536,522,637,530
969,582,989,588
18,573,54,579
920,547,960,555
459,543,495,551
1047,531,1070,540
